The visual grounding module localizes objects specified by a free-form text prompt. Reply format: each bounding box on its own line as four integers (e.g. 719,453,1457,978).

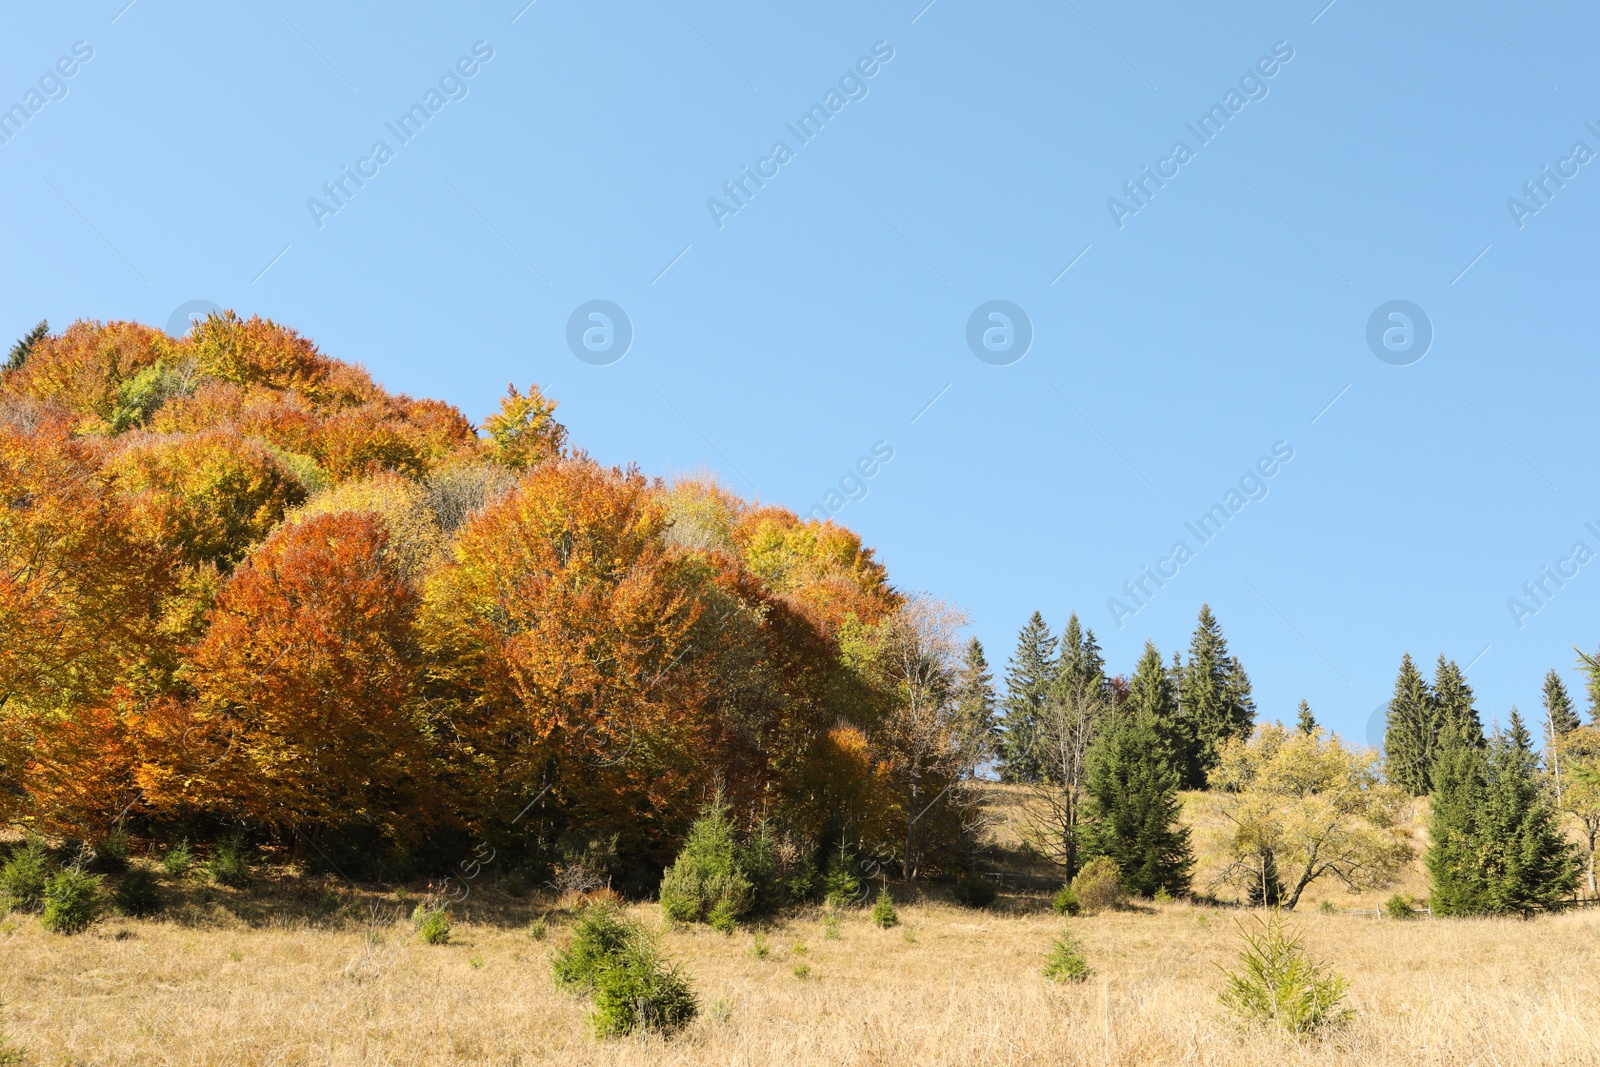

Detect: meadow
4,788,1596,1067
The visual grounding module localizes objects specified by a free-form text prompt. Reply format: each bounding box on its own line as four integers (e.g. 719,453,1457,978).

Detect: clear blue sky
5,1,1598,745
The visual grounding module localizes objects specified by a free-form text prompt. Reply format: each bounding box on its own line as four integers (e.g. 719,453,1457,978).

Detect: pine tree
1425,708,1490,915
1295,701,1316,735
953,637,999,751
1246,848,1285,907
1384,654,1438,796
1054,612,1106,698
1577,644,1600,723
1433,657,1483,745
1177,605,1256,788
999,612,1056,783
1080,708,1194,898
1480,710,1578,914
1126,641,1185,779
4,320,47,373
1543,669,1582,739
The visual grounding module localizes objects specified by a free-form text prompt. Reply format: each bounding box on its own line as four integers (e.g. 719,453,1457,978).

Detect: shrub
792,962,812,980
552,904,636,990
658,796,753,924
822,913,840,940
952,873,995,909
553,903,698,1039
41,868,104,934
1153,887,1174,904
1071,857,1124,915
870,888,898,928
411,903,450,945
590,939,698,1038
1052,884,1080,916
114,867,162,917
0,839,51,912
708,899,738,935
162,840,195,877
821,842,863,908
206,834,252,888
526,918,548,941
1384,893,1419,920
91,828,132,874
750,934,770,958
1042,932,1090,983
1219,913,1351,1035
1318,900,1337,915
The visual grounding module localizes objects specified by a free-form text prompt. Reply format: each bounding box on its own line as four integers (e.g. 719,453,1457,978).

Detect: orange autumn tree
421,460,728,861
145,512,435,848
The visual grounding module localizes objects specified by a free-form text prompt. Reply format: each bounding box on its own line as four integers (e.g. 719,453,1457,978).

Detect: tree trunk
904,776,918,881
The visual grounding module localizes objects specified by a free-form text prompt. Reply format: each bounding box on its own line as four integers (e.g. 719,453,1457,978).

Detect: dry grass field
3,787,1597,1066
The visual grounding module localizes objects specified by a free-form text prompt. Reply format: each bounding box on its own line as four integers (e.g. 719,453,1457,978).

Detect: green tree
1479,710,1577,914
1177,605,1256,788
999,612,1056,783
1125,641,1185,780
1543,668,1582,738
3,320,47,374
1054,612,1106,699
1432,657,1483,745
953,636,998,750
1080,708,1194,898
1384,654,1437,796
1425,710,1490,915
1294,701,1316,735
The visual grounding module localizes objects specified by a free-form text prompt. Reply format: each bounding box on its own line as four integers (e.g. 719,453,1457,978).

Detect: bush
822,912,840,940
91,828,131,874
821,841,863,908
708,899,738,934
162,840,195,877
952,873,995,909
1384,893,1419,920
590,939,698,1038
553,903,698,1039
411,903,450,945
1219,913,1351,1035
1153,887,1174,904
750,934,770,958
1318,900,1337,915
114,867,162,917
205,834,252,888
0,839,51,912
1042,932,1090,983
870,888,898,928
553,904,637,990
526,918,548,941
658,796,753,924
41,868,104,934
1052,884,1080,916
1071,857,1124,915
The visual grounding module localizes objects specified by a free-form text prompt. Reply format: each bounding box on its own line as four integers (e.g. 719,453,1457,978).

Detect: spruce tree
1543,669,1582,739
1480,710,1578,914
1177,605,1256,788
1080,708,1194,898
953,637,999,751
1295,701,1316,735
999,612,1056,783
1054,612,1106,698
1432,657,1483,746
4,320,47,373
1384,654,1437,796
1126,641,1186,779
1425,708,1490,915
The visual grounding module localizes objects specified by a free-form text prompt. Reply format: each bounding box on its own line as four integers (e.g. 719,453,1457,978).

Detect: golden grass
3,892,1597,1066
4,787,1596,1065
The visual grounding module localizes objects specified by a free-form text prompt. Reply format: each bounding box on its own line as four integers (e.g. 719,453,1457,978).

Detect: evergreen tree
1245,848,1285,907
1295,701,1316,735
1480,710,1578,914
1054,612,1106,698
1384,654,1437,796
953,637,999,751
4,320,47,374
1126,641,1185,778
1177,605,1256,788
1425,707,1490,915
1543,669,1582,739
999,612,1056,783
1433,657,1483,746
1080,708,1194,898
1577,644,1600,723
